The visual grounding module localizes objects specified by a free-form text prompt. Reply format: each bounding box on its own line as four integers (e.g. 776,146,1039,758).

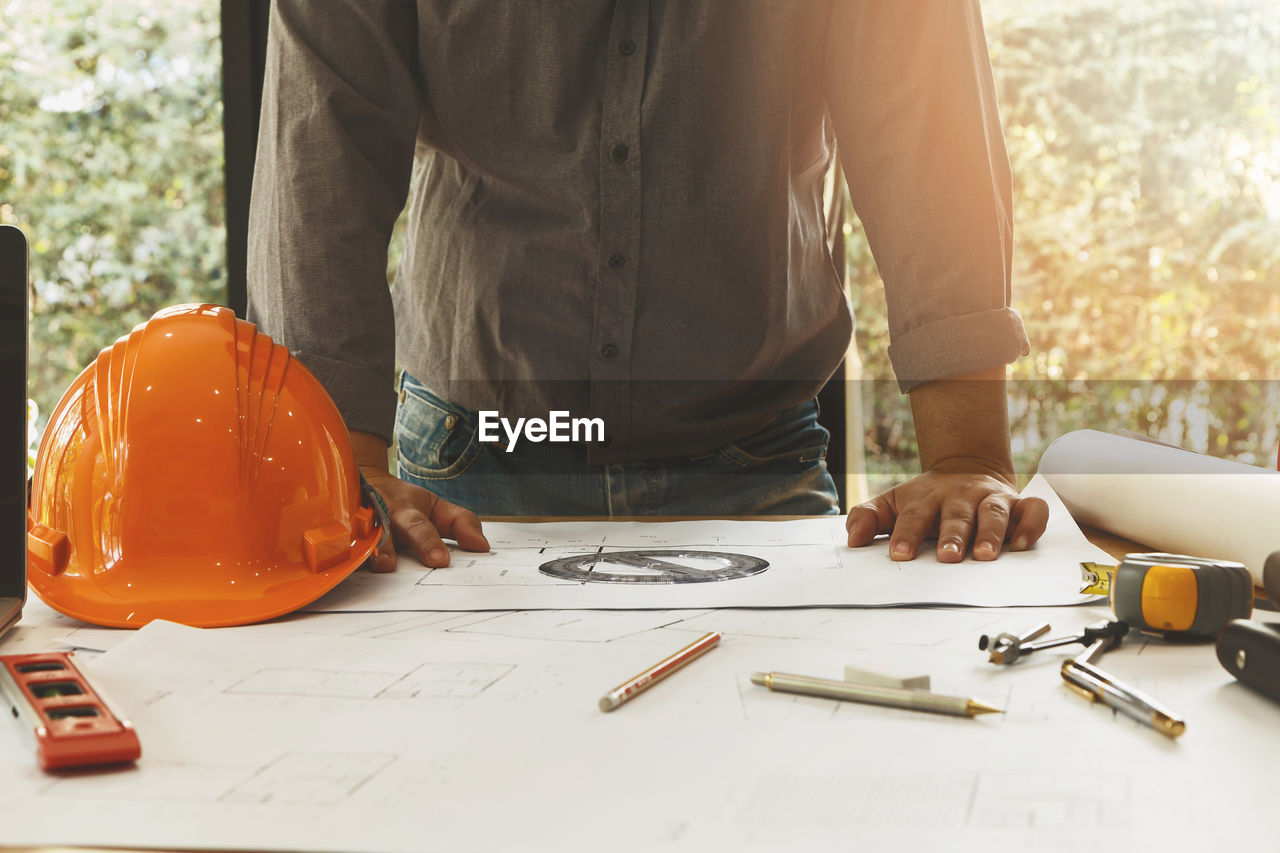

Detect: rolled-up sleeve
247,0,421,442
824,0,1029,392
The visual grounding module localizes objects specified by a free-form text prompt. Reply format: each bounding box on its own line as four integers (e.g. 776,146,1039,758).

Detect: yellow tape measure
1080,553,1253,639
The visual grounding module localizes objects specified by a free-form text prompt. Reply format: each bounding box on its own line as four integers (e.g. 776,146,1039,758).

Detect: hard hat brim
28,528,380,629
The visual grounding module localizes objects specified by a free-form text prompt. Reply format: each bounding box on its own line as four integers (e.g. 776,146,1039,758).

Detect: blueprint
309,475,1112,612
1,609,1274,852
4,476,1263,851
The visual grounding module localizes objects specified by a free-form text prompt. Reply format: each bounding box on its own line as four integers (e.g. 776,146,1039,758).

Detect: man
248,1,1048,572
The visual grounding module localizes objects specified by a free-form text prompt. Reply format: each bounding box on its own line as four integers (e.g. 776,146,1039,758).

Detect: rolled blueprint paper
1038,429,1280,585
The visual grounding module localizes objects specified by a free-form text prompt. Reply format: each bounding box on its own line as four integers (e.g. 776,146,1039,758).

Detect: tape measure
1216,551,1280,705
1080,553,1253,639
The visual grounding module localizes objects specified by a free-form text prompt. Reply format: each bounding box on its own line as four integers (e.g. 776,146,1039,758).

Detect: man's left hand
845,459,1049,562
844,365,1048,562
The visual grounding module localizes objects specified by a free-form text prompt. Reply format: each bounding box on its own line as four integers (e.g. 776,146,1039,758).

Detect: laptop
0,225,28,638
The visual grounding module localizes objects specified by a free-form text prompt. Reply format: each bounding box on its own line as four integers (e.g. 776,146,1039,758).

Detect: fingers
393,491,491,568
887,497,940,561
425,495,490,555
393,503,454,568
360,471,488,570
368,538,399,573
1007,496,1050,552
845,496,897,547
846,489,940,560
849,473,1047,563
969,494,1013,561
934,494,983,563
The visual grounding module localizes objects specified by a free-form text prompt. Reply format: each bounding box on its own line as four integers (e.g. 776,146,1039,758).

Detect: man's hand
845,367,1049,562
846,460,1049,562
351,430,490,572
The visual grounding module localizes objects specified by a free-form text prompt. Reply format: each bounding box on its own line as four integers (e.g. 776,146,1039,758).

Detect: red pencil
598,632,722,712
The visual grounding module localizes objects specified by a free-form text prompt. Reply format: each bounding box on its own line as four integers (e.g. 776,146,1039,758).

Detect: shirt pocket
394,379,482,481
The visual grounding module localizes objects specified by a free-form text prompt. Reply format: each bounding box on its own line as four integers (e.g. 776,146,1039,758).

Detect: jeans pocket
718,401,830,469
394,375,482,481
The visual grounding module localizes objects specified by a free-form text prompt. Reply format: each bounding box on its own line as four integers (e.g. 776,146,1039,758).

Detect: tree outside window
0,1,224,428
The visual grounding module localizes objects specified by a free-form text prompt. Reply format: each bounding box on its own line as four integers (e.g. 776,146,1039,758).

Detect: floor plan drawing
39,761,247,803
221,752,397,806
228,668,407,700
3,603,1274,852
378,661,516,699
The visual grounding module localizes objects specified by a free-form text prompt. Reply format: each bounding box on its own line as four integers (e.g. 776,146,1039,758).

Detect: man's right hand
351,430,490,572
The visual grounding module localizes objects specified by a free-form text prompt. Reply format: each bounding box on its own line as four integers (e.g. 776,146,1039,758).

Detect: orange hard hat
27,304,381,628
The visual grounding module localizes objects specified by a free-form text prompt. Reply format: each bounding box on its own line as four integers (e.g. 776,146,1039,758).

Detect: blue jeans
393,372,840,517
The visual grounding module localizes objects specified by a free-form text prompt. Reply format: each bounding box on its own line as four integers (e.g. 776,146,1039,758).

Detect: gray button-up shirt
248,0,1029,464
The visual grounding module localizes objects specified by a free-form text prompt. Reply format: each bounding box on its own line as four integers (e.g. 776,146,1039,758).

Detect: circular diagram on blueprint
538,550,769,584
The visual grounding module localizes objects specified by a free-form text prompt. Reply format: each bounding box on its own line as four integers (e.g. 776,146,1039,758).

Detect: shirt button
601,342,619,359
618,38,636,56
611,143,629,164
608,253,626,270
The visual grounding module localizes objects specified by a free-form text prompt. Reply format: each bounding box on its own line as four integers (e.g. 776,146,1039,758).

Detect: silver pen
1061,659,1185,738
751,671,1002,718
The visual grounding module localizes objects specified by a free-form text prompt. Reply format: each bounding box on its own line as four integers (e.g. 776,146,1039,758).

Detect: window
0,1,224,426
849,0,1280,491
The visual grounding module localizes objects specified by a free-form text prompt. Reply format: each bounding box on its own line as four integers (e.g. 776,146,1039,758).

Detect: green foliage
0,1,224,423
850,0,1280,492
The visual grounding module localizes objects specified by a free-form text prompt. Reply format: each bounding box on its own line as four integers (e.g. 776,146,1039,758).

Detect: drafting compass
538,550,768,584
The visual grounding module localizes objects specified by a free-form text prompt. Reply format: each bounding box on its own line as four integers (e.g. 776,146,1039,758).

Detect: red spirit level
0,651,141,770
